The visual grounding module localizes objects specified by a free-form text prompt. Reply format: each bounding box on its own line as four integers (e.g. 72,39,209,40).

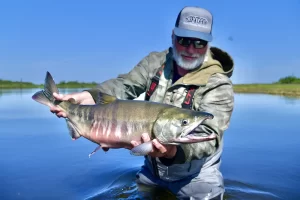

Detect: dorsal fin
98,92,117,104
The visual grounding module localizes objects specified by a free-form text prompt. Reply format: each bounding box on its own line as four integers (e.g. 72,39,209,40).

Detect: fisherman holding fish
49,6,234,200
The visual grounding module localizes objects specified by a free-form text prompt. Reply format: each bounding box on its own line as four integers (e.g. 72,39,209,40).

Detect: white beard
172,43,208,70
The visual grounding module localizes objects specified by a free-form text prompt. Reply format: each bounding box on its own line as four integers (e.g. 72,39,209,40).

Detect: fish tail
32,71,60,107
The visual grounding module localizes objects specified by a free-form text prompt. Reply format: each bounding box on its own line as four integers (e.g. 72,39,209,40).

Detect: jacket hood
207,46,234,78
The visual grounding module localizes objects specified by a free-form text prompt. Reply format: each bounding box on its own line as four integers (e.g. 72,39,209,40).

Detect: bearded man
51,6,235,200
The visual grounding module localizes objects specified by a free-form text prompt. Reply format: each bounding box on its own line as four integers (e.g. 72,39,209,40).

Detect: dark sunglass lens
194,40,207,48
177,37,190,46
176,36,207,48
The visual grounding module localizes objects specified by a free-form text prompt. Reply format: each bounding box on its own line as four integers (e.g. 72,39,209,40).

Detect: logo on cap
185,16,208,27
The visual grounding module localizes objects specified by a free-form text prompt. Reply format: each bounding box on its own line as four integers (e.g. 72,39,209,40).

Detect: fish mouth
175,132,217,143
173,116,217,144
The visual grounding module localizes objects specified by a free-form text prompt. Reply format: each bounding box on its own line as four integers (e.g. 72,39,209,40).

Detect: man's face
172,35,209,70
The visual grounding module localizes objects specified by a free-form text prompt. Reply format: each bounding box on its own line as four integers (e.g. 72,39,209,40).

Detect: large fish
32,72,216,157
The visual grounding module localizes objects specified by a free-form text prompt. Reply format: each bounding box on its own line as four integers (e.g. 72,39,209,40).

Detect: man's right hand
50,91,95,118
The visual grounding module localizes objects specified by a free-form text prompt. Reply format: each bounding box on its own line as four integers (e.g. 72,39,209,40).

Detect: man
51,6,234,200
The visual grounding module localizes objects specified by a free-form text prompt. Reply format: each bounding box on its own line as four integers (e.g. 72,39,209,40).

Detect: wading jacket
87,46,235,182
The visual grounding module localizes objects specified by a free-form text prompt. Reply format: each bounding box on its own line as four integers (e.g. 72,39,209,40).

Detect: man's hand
50,91,95,118
131,133,177,159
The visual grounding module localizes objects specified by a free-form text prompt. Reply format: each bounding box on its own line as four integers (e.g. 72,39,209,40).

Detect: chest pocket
164,85,199,109
164,87,186,107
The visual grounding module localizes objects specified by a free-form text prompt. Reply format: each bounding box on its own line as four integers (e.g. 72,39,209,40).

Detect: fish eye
182,119,189,126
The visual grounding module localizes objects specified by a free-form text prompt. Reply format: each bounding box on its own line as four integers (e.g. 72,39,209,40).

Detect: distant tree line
1,75,300,89
0,79,98,89
56,80,98,88
276,76,300,84
0,79,39,88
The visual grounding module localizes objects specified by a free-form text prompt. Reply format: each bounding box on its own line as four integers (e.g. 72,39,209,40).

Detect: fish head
153,107,215,144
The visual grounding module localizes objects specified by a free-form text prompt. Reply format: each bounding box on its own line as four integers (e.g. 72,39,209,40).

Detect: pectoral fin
89,145,102,158
88,145,110,158
130,141,153,156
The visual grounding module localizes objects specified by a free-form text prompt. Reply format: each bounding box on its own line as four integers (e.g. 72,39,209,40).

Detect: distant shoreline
1,82,300,97
233,84,300,97
0,81,98,89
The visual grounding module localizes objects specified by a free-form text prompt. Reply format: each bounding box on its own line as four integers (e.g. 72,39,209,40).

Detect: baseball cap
174,6,213,42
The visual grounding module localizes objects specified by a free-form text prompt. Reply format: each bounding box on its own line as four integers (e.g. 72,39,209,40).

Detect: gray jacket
87,46,234,182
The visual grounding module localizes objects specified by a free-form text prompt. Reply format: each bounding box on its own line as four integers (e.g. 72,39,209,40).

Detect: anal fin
65,119,81,140
102,147,109,152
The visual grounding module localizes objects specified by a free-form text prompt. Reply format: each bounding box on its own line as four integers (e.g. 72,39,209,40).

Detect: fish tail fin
32,71,60,107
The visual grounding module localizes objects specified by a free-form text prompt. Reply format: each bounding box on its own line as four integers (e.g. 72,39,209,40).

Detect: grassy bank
1,75,300,97
0,80,98,89
0,79,41,89
56,81,98,88
233,84,300,97
233,76,300,97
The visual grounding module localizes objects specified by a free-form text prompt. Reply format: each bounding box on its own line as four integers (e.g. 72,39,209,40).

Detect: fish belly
88,120,145,149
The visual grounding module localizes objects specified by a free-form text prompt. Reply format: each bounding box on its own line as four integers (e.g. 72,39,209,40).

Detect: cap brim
174,27,213,42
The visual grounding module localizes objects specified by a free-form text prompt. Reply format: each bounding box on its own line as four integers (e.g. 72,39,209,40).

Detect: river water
0,89,299,200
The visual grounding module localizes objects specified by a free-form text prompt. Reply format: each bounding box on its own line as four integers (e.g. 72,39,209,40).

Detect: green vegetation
56,81,98,88
233,75,300,97
0,79,42,89
276,75,300,84
233,83,300,97
0,79,98,89
1,75,300,97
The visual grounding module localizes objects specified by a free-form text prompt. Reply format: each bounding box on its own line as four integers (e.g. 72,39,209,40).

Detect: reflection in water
92,183,177,200
224,179,281,200
87,168,177,200
86,170,281,200
279,95,300,105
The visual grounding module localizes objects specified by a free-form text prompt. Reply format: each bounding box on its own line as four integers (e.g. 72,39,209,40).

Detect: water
0,89,300,200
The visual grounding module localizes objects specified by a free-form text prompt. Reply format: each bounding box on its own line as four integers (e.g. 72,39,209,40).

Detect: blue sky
1,0,300,84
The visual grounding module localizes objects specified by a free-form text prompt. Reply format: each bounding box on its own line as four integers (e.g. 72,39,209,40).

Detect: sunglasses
176,36,208,49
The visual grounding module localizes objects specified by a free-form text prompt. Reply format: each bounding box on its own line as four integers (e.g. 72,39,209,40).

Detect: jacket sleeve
85,53,154,102
160,73,234,165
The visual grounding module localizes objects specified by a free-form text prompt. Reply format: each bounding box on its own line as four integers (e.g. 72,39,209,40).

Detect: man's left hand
131,133,177,159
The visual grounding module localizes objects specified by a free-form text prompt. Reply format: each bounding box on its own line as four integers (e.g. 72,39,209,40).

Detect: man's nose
186,43,195,54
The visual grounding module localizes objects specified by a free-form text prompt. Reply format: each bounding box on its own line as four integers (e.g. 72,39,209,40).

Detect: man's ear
171,30,175,44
